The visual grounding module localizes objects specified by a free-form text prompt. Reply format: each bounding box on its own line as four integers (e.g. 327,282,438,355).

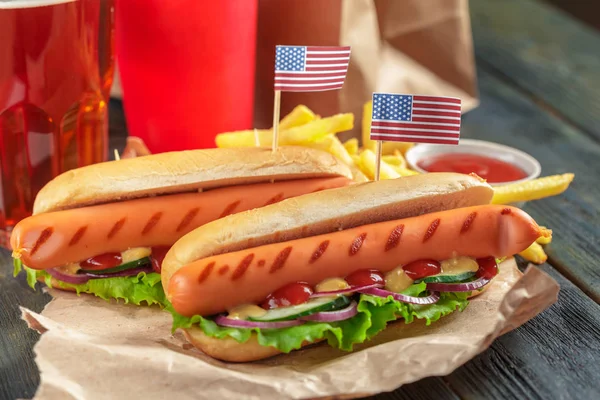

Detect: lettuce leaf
13,258,166,306
168,283,469,353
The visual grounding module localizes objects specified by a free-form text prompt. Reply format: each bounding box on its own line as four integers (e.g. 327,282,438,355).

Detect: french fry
350,154,360,165
362,101,376,151
391,165,420,177
492,173,575,204
536,227,553,245
382,150,407,168
349,165,369,183
303,134,355,166
358,149,400,180
382,142,415,156
518,242,548,264
215,113,354,148
343,138,359,155
279,105,317,130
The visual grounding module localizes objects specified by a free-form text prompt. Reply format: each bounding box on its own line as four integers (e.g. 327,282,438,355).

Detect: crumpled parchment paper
21,258,559,400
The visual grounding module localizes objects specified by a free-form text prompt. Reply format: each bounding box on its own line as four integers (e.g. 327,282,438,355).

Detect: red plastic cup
115,0,257,153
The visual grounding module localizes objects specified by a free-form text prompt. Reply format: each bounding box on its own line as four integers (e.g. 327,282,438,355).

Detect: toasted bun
162,173,493,291
33,146,352,214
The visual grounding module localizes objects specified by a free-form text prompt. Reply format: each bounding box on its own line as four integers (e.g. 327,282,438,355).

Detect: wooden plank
446,258,600,399
460,67,600,302
369,378,459,400
470,0,600,141
0,249,49,400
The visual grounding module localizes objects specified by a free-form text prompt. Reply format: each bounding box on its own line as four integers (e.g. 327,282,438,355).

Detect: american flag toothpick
370,93,462,181
271,45,351,152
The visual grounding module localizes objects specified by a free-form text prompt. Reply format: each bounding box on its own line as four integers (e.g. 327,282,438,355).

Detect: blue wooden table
1,0,599,398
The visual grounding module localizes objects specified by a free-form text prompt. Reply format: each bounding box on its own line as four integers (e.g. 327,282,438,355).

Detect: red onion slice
214,315,304,329
300,301,358,322
46,267,91,285
359,287,440,305
426,277,491,292
310,283,384,298
46,265,154,285
81,265,154,279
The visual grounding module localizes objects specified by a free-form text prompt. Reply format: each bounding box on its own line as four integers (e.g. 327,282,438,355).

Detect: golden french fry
303,134,355,166
382,142,415,156
350,154,360,165
536,227,553,245
382,150,407,168
343,138,359,155
350,165,369,183
215,113,354,148
492,173,575,204
518,242,548,264
279,105,317,130
359,149,400,180
362,101,376,151
391,165,420,177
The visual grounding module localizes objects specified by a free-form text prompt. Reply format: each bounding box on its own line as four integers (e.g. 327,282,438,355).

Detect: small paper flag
370,93,462,145
274,45,351,92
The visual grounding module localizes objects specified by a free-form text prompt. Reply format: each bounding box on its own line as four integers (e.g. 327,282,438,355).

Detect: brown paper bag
254,0,478,141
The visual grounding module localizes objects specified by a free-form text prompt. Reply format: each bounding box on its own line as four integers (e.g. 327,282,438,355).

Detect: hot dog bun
161,173,493,289
33,146,352,214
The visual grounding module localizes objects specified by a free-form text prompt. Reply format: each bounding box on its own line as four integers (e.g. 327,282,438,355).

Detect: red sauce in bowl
417,153,528,183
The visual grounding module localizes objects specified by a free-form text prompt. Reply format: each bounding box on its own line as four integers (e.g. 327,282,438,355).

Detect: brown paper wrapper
254,0,478,140
21,258,558,399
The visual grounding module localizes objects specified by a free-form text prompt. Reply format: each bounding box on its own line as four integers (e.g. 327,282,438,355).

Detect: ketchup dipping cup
405,139,541,187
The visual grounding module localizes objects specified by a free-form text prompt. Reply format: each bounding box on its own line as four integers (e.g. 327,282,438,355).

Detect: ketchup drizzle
460,212,477,234
423,219,440,242
309,240,330,264
349,233,367,256
385,225,404,251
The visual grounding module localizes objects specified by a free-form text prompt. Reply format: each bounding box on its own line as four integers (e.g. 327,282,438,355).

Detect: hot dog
11,146,353,304
161,173,550,362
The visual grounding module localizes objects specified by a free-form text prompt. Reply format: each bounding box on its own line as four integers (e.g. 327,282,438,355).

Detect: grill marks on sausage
349,233,367,256
30,228,53,256
198,262,215,284
423,218,440,242
142,212,163,235
269,247,292,273
257,260,266,267
231,254,255,281
176,208,200,232
107,218,126,239
460,212,477,234
385,225,404,251
68,226,87,246
218,265,229,275
219,200,241,218
264,193,284,206
501,208,512,215
309,240,330,264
